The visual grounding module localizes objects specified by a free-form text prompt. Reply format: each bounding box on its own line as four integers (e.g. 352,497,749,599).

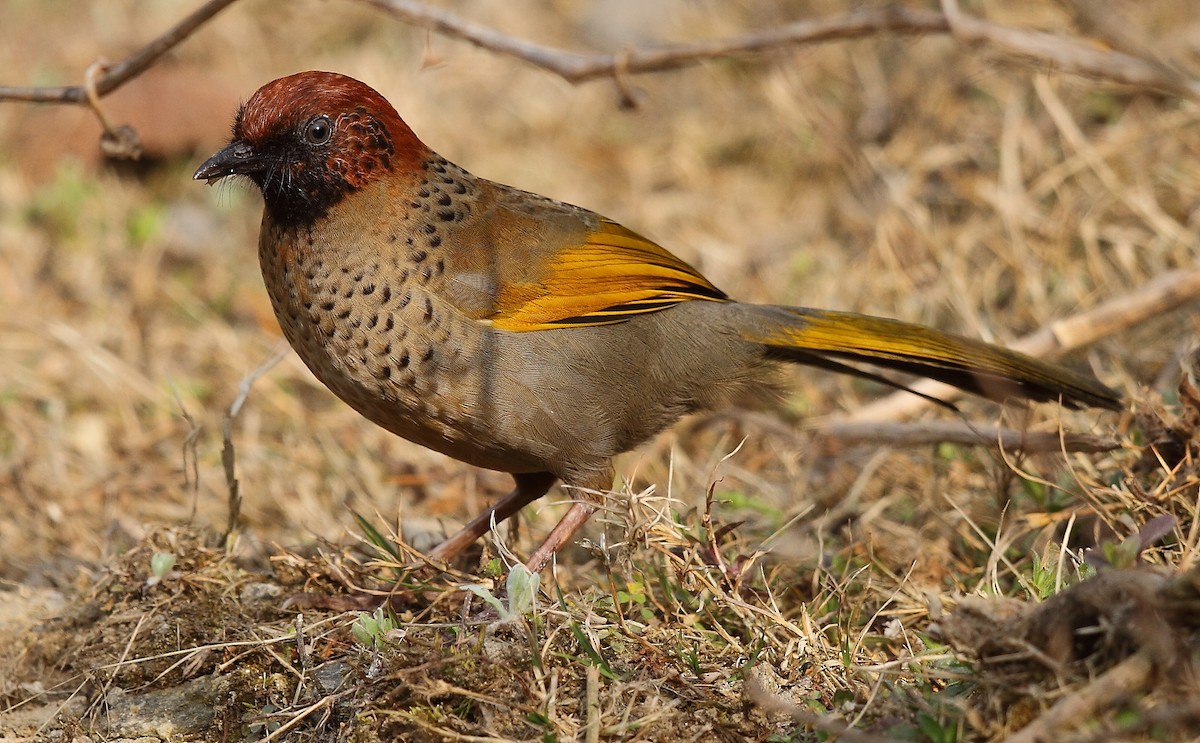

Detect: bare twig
361,0,1200,99
84,60,143,160
744,667,901,743
3,0,1199,108
814,421,1120,454
358,1,950,82
1058,0,1197,95
0,0,240,103
842,265,1200,422
701,411,1119,454
82,62,115,134
221,342,290,545
584,665,600,743
167,380,203,522
1002,649,1156,743
939,0,1200,100
257,691,348,743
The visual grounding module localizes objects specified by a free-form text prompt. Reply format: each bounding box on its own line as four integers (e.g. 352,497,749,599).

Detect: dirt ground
2,0,1200,741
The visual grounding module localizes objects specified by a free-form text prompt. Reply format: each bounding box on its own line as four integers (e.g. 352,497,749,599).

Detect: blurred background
1,0,1197,589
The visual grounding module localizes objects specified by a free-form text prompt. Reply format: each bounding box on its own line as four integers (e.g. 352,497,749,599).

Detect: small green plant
351,510,411,581
916,709,963,743
144,551,177,589
523,710,558,743
351,510,402,560
1085,515,1177,571
1027,551,1058,600
150,551,176,579
719,488,783,521
554,583,618,680
464,563,540,622
352,607,404,647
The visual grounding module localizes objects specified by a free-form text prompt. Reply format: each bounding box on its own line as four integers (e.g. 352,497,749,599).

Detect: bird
194,71,1121,573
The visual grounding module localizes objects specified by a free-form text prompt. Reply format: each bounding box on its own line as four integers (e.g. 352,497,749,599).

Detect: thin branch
813,421,1119,454
221,342,290,545
3,0,1199,108
0,0,240,103
744,667,902,743
358,2,952,82
702,410,1119,454
360,0,1200,100
1002,649,1156,743
940,0,1200,101
1056,0,1198,96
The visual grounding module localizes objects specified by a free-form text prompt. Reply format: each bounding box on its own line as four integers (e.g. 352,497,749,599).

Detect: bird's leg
284,472,559,612
428,471,557,563
525,501,596,573
525,473,613,573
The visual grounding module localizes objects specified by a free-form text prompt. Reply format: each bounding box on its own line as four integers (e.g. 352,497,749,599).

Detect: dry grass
2,0,1200,740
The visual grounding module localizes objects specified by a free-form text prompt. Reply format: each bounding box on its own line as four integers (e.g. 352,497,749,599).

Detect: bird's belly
264,263,547,474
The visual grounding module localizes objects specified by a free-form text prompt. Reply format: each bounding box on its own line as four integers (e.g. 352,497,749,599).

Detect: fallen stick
1002,649,1155,743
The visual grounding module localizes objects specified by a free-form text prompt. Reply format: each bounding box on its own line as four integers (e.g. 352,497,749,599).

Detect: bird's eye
304,116,333,145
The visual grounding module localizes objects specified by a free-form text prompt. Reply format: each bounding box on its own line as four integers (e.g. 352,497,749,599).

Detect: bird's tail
738,305,1122,411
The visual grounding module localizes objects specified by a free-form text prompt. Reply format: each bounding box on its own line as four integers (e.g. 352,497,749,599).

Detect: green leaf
150,552,176,579
351,510,401,560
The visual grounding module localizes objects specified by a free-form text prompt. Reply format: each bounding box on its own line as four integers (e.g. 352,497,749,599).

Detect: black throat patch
253,107,396,230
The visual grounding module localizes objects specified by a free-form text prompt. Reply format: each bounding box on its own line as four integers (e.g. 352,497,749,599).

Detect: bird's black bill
193,141,265,184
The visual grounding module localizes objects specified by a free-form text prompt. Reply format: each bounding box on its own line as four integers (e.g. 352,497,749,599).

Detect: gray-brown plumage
195,71,1121,571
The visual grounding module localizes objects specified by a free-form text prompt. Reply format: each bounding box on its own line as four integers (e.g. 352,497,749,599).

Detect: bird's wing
487,219,728,331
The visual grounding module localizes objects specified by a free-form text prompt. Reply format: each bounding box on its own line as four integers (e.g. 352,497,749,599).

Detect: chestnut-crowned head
194,71,426,227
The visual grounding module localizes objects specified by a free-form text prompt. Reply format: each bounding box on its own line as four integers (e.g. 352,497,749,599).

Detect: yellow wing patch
489,220,727,331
